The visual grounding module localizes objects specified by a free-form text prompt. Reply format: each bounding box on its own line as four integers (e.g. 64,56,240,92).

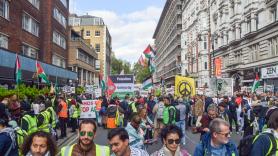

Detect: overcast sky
70,0,166,64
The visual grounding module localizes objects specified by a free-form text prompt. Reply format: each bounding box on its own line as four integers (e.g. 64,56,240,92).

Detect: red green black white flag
36,61,50,85
15,54,22,85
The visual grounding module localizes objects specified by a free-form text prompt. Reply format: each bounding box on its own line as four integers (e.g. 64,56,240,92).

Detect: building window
234,51,242,64
53,8,67,28
27,0,40,10
250,44,259,62
60,0,67,8
95,30,100,37
95,44,100,52
269,37,278,57
22,13,39,37
0,0,9,19
86,31,90,36
203,36,207,50
22,44,38,59
52,54,65,68
0,33,8,49
246,17,251,33
53,31,66,49
204,62,207,70
270,5,277,23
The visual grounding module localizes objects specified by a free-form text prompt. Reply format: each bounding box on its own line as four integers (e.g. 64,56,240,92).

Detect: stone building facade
153,0,183,86
210,0,278,91
181,0,211,88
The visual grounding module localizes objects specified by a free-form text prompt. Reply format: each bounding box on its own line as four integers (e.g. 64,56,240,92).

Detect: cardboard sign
80,100,97,119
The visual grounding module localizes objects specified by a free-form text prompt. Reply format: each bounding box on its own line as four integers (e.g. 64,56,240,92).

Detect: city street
57,126,242,155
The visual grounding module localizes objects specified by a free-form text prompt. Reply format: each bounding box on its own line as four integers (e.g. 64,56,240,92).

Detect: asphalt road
57,126,242,155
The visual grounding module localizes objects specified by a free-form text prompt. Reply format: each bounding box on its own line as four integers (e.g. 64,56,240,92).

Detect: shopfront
261,65,278,92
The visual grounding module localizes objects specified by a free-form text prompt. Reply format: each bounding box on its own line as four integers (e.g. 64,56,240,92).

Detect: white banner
115,83,134,92
261,65,278,79
80,100,97,119
94,88,102,98
63,86,75,93
85,85,94,93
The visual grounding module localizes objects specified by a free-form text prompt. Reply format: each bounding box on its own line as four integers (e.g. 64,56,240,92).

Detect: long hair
21,131,57,156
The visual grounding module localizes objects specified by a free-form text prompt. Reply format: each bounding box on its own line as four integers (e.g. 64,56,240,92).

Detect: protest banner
80,100,97,119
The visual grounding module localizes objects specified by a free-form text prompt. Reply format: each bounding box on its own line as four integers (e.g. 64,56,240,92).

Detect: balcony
70,37,97,59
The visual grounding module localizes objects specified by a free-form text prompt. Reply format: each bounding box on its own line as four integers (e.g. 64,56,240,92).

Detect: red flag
138,55,146,67
107,76,116,95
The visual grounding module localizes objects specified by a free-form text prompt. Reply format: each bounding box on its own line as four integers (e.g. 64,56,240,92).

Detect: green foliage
76,86,85,95
132,63,151,83
111,54,132,74
0,84,50,101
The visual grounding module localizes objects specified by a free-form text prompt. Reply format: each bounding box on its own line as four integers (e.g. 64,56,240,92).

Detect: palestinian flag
143,45,155,58
15,54,22,85
99,73,106,95
36,61,50,85
138,55,146,67
142,77,153,90
107,76,116,95
148,57,155,73
251,72,260,93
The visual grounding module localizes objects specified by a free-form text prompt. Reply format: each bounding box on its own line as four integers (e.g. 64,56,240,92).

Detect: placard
80,100,97,119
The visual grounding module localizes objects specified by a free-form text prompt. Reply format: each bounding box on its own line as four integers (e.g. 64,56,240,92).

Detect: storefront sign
80,100,96,119
261,65,278,79
215,57,222,78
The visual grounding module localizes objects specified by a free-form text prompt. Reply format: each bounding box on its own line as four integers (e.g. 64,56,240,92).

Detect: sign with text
80,100,97,119
85,85,94,93
261,65,278,79
110,75,134,99
62,86,75,93
94,88,102,98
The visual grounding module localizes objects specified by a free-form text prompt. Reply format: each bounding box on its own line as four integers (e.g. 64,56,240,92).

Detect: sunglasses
79,131,94,137
167,139,181,144
217,132,230,137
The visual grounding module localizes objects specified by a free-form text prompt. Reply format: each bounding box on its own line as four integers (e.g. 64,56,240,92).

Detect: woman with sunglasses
151,125,190,156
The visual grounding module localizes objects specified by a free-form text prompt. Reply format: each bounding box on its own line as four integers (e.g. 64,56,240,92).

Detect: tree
132,63,151,83
111,54,132,75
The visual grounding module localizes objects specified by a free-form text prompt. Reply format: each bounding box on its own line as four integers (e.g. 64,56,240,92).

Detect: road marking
184,133,198,145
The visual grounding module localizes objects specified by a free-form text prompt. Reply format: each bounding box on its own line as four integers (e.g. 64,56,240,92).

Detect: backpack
238,132,277,156
163,106,176,125
175,106,180,122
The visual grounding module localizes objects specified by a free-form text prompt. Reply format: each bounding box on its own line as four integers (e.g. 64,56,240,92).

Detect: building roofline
153,0,172,39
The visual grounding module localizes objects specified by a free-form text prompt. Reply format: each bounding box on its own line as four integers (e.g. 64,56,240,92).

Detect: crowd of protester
0,90,277,156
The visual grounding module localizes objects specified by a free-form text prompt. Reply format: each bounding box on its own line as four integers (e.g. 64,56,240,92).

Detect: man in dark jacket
120,95,130,127
194,118,239,156
228,97,239,133
0,116,19,156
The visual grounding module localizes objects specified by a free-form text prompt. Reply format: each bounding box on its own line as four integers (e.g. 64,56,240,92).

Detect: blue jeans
176,120,186,145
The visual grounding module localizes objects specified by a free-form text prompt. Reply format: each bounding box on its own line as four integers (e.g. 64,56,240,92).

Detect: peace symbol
178,81,192,96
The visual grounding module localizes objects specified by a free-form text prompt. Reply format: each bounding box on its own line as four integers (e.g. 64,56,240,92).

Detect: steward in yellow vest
20,112,38,135
61,119,110,156
37,110,51,133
